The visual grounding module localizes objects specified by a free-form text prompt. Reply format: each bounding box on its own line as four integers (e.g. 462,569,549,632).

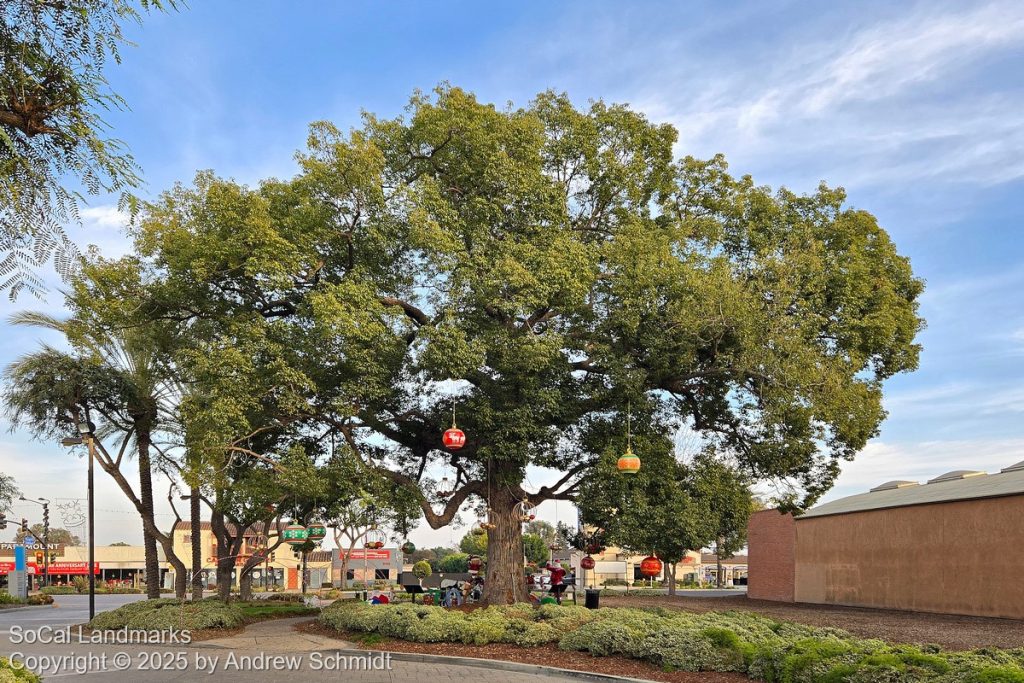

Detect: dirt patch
600,594,1024,650
297,620,744,683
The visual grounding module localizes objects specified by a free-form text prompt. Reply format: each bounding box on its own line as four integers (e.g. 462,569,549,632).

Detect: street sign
23,535,35,546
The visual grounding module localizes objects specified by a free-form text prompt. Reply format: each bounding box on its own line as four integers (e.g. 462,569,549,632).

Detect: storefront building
169,521,333,590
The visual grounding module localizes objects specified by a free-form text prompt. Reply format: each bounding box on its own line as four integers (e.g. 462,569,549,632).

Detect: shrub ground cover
88,598,318,632
0,657,40,683
319,602,1024,682
89,599,245,631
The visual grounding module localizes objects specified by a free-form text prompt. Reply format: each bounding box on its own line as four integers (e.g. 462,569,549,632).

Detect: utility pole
62,418,97,620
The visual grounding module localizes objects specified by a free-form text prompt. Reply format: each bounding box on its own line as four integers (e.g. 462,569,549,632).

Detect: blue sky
3,0,1024,547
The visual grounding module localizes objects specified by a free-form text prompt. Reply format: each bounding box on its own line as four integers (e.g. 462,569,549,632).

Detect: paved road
0,596,591,682
0,594,146,637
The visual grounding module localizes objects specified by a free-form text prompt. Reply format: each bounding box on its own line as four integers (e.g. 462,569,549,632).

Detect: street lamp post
62,419,97,621
17,497,50,587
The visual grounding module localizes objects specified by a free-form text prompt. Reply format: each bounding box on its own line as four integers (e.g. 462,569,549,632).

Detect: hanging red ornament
639,555,662,577
580,555,596,570
443,426,465,450
443,403,466,450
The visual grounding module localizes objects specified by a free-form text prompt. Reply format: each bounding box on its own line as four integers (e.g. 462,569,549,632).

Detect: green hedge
41,586,76,595
89,599,244,631
0,593,22,605
0,657,41,683
319,603,1024,682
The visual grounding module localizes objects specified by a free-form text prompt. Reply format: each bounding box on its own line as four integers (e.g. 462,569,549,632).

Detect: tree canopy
23,85,923,603
0,0,176,296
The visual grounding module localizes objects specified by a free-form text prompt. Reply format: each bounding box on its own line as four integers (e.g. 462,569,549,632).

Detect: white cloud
824,437,1024,502
616,1,1024,189
799,3,1024,115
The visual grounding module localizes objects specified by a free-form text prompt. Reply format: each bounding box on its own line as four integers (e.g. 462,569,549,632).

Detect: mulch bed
600,594,1024,650
296,620,746,683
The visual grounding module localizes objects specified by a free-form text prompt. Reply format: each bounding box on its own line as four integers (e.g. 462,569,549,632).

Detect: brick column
747,509,795,602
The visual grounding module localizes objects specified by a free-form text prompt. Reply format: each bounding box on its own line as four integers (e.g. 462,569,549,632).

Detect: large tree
0,0,176,297
2,348,189,597
99,86,923,604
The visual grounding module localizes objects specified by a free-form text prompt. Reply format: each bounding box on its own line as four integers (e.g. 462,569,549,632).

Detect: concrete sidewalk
195,615,352,651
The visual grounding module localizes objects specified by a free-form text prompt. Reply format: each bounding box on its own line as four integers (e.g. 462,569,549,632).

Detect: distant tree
577,447,719,595
0,0,178,296
691,456,758,587
437,552,469,573
412,560,432,579
109,541,130,547
15,524,80,546
420,546,457,571
524,520,557,546
0,472,18,512
458,530,487,556
522,533,548,565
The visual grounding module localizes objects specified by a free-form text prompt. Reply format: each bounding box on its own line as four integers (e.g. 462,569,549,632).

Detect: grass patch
235,602,319,621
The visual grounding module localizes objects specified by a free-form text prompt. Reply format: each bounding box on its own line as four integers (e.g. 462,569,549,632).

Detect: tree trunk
482,480,529,605
667,562,677,596
210,509,237,602
239,569,253,601
136,430,162,600
190,488,203,601
170,554,187,598
85,436,187,598
716,536,724,589
338,555,350,589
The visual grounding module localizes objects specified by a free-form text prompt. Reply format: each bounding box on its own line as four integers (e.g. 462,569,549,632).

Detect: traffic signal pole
42,502,49,588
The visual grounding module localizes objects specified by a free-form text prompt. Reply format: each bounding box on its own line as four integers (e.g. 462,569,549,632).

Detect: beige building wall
170,524,332,589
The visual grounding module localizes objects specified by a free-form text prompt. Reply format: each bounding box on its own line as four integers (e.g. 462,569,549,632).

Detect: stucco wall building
748,464,1024,618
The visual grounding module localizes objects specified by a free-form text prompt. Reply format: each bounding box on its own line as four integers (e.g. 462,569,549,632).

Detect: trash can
584,588,600,610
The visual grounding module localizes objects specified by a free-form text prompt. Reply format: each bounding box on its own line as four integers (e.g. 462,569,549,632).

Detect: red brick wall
747,509,796,602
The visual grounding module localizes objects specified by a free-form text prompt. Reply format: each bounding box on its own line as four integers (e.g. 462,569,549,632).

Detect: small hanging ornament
515,499,534,523
580,555,596,570
481,507,496,531
617,401,641,474
437,475,452,498
401,540,416,555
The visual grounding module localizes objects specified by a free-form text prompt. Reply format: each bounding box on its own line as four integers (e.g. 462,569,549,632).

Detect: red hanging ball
443,427,466,450
580,555,596,570
639,555,663,577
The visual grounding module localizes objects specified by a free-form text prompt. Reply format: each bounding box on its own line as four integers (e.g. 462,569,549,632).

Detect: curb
371,650,654,683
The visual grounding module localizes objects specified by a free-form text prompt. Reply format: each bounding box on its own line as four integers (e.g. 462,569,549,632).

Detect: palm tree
6,312,188,598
